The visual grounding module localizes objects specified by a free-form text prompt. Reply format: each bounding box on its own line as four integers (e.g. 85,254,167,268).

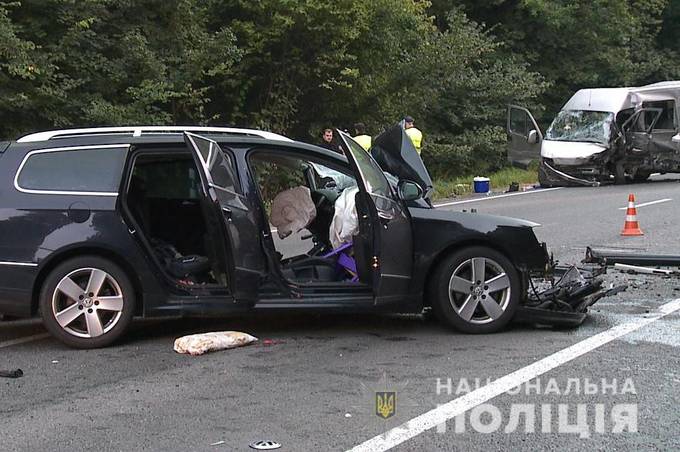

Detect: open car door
507,105,543,167
336,130,414,305
369,122,434,201
184,132,266,304
621,107,663,153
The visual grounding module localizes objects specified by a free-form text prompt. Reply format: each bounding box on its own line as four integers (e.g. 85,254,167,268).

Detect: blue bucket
473,177,490,193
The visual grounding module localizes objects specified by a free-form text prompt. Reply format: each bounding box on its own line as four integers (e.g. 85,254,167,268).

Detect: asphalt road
1,176,679,452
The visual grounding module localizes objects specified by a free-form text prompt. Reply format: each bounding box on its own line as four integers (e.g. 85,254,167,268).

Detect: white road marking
434,187,563,208
618,198,672,210
347,297,680,452
0,333,50,349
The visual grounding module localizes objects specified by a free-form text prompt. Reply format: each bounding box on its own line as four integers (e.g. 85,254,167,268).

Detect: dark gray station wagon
0,125,551,348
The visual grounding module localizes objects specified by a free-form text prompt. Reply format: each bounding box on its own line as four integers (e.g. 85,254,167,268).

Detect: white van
507,81,680,186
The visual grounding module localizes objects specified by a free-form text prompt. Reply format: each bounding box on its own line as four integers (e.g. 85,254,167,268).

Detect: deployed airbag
270,186,316,239
329,187,359,249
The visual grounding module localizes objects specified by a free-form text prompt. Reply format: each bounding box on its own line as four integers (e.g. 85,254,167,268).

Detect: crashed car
508,81,680,186
0,124,607,348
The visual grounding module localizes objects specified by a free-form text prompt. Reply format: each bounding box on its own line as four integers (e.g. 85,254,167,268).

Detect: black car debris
0,124,615,348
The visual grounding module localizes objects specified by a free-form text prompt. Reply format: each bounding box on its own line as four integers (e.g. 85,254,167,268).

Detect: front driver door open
507,105,543,167
336,130,414,304
184,132,266,304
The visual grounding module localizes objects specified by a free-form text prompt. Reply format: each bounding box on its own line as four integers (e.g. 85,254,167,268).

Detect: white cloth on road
173,331,258,356
329,186,360,249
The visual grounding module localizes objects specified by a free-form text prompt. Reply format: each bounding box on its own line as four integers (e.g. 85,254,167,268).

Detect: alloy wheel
51,267,124,338
448,257,512,324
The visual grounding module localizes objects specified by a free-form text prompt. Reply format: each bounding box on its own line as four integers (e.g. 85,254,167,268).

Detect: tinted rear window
17,146,128,193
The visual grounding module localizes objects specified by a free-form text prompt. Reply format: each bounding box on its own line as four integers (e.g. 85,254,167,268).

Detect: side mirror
527,129,539,145
398,180,423,201
672,134,680,144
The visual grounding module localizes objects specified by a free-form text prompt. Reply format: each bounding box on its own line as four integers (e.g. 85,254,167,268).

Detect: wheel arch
421,238,527,308
32,246,144,316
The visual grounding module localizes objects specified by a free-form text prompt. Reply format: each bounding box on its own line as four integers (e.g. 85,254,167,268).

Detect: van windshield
545,110,614,144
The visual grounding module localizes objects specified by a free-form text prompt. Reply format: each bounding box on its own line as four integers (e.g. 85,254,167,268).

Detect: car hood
370,122,433,199
411,207,540,231
541,139,609,160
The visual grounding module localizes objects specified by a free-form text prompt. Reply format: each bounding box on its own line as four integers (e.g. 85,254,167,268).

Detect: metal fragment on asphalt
249,440,282,450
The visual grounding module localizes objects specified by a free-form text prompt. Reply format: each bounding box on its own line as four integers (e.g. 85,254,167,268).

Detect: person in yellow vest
353,122,372,151
404,115,422,154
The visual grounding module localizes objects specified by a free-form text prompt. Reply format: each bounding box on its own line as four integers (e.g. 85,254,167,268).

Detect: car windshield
545,110,614,144
310,162,357,191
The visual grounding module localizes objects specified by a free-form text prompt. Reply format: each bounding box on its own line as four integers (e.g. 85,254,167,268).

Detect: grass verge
432,166,538,201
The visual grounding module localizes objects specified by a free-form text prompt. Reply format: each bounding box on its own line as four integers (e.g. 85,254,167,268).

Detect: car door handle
377,210,393,220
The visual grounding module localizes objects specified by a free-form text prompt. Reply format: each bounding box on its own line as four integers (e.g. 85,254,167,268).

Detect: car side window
643,100,676,131
510,108,528,137
340,134,392,198
16,145,128,194
185,134,239,193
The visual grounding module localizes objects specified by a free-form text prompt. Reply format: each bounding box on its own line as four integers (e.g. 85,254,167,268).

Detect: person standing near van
353,123,372,151
404,115,422,154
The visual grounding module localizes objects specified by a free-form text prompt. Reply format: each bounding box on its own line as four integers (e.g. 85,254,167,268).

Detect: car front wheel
431,246,520,334
40,256,135,348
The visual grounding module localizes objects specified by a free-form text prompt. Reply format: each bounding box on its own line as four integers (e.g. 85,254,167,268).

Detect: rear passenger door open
184,132,266,304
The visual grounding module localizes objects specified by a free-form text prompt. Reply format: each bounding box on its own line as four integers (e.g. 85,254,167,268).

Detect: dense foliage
0,1,678,178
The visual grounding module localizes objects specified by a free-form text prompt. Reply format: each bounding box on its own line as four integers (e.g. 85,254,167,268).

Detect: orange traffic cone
621,194,644,236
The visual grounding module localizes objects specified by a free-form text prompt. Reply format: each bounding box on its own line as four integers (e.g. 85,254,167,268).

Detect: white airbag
329,187,360,249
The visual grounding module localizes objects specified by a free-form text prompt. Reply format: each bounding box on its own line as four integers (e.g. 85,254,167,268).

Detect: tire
39,256,135,348
633,170,651,183
430,246,521,334
537,163,553,188
614,162,627,185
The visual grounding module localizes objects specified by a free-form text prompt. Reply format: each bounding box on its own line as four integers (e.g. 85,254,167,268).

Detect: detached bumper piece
514,265,626,327
584,246,680,267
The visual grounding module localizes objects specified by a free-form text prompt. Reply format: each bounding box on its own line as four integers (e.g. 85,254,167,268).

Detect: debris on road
174,331,258,356
614,263,675,276
249,440,281,450
585,246,680,277
586,246,680,267
0,369,23,378
210,440,226,446
515,265,627,327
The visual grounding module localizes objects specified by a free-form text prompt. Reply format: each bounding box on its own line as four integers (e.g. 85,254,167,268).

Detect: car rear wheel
431,246,520,334
40,256,135,348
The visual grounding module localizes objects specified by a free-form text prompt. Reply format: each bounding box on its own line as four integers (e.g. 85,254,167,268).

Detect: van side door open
507,105,543,167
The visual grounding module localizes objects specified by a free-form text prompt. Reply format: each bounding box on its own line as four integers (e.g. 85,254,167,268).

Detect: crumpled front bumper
540,159,602,187
514,265,626,327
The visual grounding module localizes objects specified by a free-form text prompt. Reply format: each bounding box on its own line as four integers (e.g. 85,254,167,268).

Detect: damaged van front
508,81,680,186
539,108,618,186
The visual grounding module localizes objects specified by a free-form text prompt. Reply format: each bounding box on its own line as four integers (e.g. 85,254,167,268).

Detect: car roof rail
16,126,293,143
